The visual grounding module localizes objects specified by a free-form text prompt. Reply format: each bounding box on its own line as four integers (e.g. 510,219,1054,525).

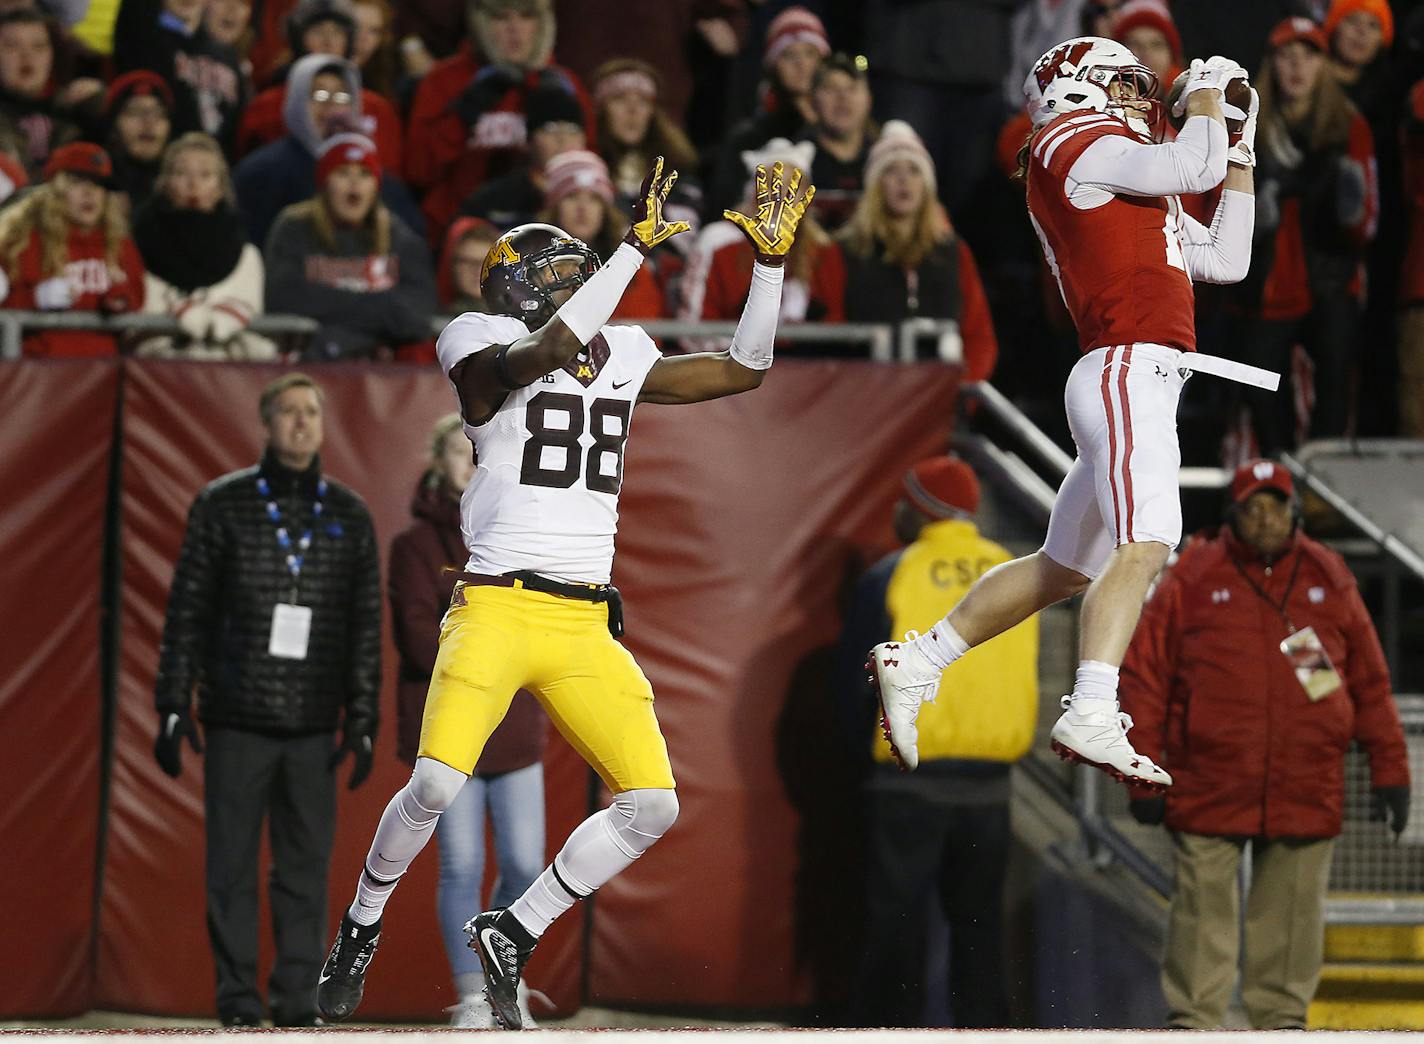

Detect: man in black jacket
154,372,381,1027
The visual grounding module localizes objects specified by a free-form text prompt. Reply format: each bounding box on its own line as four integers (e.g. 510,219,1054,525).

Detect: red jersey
1026,110,1197,353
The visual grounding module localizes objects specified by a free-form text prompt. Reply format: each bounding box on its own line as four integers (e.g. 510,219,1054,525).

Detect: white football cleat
1050,697,1172,792
866,631,942,772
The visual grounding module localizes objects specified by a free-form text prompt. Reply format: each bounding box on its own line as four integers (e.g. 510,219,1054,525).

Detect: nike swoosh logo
612,379,632,390
318,971,332,984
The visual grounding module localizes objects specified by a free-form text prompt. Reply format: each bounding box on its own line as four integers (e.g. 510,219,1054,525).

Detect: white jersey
436,311,663,584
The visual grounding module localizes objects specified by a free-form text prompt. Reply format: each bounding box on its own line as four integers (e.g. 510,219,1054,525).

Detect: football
1224,77,1252,135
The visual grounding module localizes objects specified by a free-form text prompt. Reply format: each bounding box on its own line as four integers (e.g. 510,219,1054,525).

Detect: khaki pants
1162,832,1335,1029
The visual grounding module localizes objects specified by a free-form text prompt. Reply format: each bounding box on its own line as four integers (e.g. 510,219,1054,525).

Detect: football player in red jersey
869,39,1260,789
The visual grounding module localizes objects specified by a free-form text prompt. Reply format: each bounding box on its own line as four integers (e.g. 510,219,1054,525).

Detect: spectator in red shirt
405,0,593,235
832,120,997,377
0,142,146,358
537,150,664,319
1121,460,1410,1030
236,0,404,172
1237,18,1377,454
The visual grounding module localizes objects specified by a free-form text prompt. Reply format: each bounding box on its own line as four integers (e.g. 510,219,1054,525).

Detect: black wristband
492,343,531,390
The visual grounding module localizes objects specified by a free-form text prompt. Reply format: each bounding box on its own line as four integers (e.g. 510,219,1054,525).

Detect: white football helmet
1024,36,1162,140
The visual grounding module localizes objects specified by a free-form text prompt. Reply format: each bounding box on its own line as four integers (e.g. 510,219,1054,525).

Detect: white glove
35,275,74,311
176,301,211,341
1227,86,1259,169
209,305,247,344
1171,57,1242,118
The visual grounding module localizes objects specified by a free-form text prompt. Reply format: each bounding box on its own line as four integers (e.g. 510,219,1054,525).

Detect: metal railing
0,311,964,365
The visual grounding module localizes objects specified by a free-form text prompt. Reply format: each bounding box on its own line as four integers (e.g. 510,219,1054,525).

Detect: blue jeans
435,762,546,979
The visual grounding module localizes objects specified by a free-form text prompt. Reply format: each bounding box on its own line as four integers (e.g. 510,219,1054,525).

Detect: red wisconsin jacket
387,478,547,773
6,226,145,357
1121,526,1409,838
405,46,593,234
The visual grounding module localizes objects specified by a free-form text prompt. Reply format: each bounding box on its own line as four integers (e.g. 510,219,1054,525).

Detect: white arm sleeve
1178,189,1255,284
554,241,644,344
728,261,785,370
1068,115,1228,199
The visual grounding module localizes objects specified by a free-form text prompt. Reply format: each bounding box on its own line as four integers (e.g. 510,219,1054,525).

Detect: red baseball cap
1269,16,1329,52
43,142,112,185
1231,459,1294,502
904,456,980,519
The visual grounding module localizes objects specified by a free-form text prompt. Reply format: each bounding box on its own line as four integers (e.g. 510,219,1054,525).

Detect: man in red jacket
1120,459,1411,1030
404,0,593,235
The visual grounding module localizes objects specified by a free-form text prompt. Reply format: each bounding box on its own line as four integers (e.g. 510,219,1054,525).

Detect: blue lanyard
256,475,326,598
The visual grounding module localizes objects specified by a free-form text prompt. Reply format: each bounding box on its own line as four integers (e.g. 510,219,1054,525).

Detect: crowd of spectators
3,0,1422,456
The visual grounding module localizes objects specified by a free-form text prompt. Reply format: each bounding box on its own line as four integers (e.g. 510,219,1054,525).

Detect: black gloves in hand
1371,786,1411,836
1129,796,1167,826
154,709,203,779
453,65,520,126
329,728,374,790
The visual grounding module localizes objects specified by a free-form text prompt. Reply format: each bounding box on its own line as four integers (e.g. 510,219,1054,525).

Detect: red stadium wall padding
0,360,117,1017
593,361,960,1009
97,360,585,1019
87,357,956,1019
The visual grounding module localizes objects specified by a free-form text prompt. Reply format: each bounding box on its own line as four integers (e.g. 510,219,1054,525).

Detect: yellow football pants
417,582,675,792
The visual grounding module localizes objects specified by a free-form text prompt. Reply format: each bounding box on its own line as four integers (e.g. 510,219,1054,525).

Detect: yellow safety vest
874,519,1039,765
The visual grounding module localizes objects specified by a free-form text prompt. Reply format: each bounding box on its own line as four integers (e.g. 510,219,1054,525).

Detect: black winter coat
154,449,382,737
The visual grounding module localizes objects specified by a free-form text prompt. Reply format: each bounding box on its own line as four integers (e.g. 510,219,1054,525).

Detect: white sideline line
1,1033,1422,1041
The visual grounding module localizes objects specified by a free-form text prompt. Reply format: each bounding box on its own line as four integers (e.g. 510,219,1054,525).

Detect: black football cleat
466,909,537,1030
317,914,381,1022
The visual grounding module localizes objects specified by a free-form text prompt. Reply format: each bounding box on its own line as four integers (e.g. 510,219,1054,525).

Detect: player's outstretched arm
455,158,690,422
639,162,815,406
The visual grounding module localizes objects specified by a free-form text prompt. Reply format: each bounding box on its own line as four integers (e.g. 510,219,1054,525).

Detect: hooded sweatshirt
233,54,425,248
237,66,403,172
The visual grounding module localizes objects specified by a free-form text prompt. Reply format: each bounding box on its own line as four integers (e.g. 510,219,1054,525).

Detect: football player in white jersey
317,158,815,1029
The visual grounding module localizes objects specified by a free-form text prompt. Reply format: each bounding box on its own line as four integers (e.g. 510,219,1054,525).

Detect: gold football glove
623,156,691,255
722,161,816,265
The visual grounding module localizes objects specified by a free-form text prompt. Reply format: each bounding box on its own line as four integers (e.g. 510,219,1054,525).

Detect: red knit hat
315,133,380,188
904,457,980,519
1111,0,1183,63
1323,0,1394,49
1231,459,1294,503
1269,16,1329,51
543,150,614,210
104,70,175,117
764,6,830,67
44,142,112,184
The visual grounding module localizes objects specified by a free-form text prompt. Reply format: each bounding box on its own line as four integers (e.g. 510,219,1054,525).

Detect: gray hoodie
284,53,365,156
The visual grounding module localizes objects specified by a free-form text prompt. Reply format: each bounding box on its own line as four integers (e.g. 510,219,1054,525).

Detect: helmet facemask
1100,63,1165,142
513,237,601,326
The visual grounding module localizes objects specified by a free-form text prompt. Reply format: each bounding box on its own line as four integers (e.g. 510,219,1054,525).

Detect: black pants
204,728,336,1023
851,775,1012,1028
1241,294,1358,455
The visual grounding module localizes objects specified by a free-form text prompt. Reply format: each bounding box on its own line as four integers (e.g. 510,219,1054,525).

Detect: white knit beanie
864,120,936,195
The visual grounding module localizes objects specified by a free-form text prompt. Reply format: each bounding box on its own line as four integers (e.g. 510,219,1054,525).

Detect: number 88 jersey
1025,110,1197,355
436,311,663,585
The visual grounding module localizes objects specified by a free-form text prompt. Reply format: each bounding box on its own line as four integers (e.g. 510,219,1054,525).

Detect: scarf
133,195,247,292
